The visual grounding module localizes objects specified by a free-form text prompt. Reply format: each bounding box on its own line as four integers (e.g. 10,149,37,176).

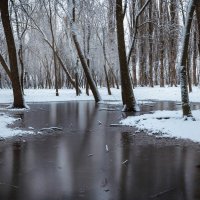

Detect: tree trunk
148,2,153,87
102,28,111,95
193,29,197,86
116,0,138,111
0,0,26,108
86,24,91,96
104,65,112,95
169,0,178,87
159,0,165,87
72,33,101,102
129,0,137,87
195,2,200,56
186,50,192,92
18,45,25,94
75,72,79,96
179,0,195,117
48,1,59,96
71,0,101,102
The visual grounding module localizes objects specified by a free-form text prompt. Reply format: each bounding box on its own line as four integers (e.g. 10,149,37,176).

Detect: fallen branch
105,145,109,152
122,160,128,165
39,127,63,132
0,182,19,189
150,188,176,199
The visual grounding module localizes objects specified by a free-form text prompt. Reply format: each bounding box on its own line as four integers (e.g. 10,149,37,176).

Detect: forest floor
1,85,200,103
0,86,200,142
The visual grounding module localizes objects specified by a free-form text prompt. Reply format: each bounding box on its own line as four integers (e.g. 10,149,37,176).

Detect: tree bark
148,1,153,87
169,0,177,87
71,0,101,102
195,2,200,56
47,0,59,96
116,0,137,111
193,29,197,86
0,0,26,108
159,0,165,87
179,0,195,117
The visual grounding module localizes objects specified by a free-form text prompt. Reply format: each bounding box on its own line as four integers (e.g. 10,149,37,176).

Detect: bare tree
0,0,26,108
116,0,137,111
179,0,196,117
71,0,102,103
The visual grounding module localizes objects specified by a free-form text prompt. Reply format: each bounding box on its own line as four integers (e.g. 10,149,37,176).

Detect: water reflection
8,142,21,200
0,101,200,200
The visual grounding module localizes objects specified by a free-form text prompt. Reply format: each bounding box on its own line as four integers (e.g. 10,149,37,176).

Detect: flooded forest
0,0,200,200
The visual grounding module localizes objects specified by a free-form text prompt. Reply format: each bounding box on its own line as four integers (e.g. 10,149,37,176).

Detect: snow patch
121,110,200,143
0,113,33,138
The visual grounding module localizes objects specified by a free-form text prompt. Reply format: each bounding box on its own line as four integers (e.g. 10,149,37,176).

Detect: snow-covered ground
1,86,200,142
0,113,32,138
0,86,199,104
0,88,122,104
120,110,200,143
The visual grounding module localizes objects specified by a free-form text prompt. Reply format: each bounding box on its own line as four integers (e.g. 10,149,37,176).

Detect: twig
0,182,19,189
105,145,109,152
150,188,176,199
110,124,124,127
122,160,128,165
127,0,152,65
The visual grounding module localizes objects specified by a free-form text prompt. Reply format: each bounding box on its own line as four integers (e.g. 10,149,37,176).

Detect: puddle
0,101,200,200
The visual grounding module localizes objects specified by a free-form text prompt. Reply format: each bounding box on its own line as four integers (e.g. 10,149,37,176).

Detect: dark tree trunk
193,29,197,86
0,0,26,108
179,0,195,117
71,0,101,102
48,2,59,96
186,51,192,93
159,0,165,87
72,32,102,102
129,0,137,87
102,28,111,95
104,65,112,95
148,1,154,87
169,0,178,87
86,24,91,96
75,72,80,96
18,45,25,94
116,0,137,111
195,2,200,56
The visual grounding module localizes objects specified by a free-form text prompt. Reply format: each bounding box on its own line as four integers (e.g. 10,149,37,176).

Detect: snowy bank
0,113,32,138
0,86,199,104
120,110,200,143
